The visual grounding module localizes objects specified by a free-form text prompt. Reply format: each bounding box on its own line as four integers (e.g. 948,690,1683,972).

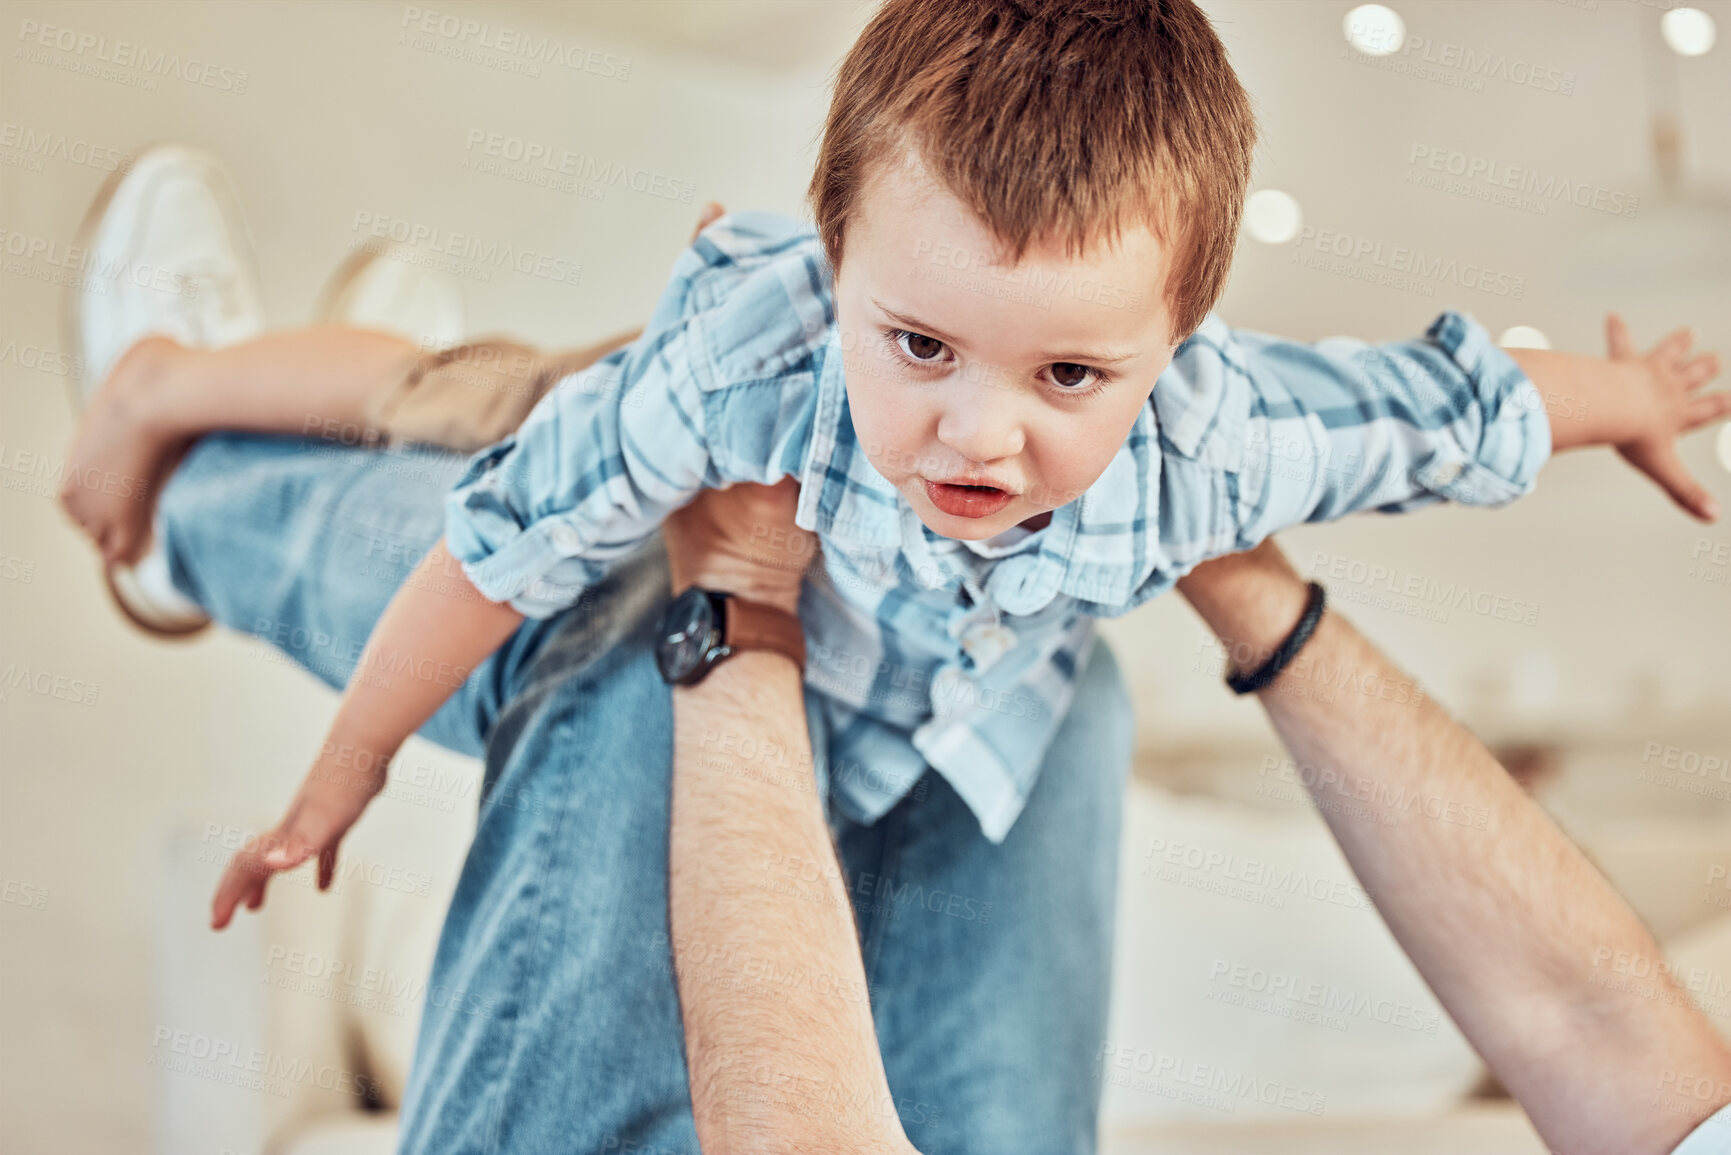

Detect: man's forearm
669,651,914,1154
1178,543,1731,1155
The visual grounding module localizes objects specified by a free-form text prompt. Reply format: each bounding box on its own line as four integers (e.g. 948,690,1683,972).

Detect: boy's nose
934,379,1027,464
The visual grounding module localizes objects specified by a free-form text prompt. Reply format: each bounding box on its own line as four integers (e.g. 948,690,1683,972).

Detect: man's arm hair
1178,541,1731,1155
669,649,917,1154
656,478,913,1151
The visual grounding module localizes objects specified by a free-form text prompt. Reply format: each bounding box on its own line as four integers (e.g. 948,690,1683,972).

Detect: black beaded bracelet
1225,581,1328,696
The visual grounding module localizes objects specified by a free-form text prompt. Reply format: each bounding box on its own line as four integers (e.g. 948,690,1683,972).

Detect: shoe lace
177,259,246,345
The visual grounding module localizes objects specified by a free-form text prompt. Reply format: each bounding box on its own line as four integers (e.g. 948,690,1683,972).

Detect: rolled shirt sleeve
439,211,831,620
443,316,717,619
1668,1102,1731,1155
1210,310,1553,548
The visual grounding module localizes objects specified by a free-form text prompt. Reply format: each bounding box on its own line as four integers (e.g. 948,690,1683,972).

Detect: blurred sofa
154,739,1731,1155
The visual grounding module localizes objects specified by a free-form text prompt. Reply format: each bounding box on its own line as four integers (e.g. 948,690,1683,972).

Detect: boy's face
833,152,1178,541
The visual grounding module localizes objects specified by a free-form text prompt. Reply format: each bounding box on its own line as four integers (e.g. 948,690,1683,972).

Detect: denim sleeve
1206,310,1553,547
442,316,718,619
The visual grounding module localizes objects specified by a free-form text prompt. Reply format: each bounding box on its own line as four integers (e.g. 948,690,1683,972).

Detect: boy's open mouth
924,478,1014,519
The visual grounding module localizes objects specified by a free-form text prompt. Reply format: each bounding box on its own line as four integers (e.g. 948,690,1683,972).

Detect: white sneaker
314,242,465,352
64,144,266,639
66,143,265,400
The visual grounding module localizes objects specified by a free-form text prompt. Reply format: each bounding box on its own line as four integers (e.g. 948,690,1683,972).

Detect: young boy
59,0,1724,907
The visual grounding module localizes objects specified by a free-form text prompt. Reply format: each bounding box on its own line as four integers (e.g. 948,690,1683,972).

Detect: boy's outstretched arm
663,480,917,1155
210,205,741,928
1179,309,1725,578
1178,541,1731,1155
210,536,523,927
1508,312,1727,521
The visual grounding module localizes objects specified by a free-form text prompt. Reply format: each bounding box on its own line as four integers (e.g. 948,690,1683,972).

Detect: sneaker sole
63,143,247,640
103,559,210,640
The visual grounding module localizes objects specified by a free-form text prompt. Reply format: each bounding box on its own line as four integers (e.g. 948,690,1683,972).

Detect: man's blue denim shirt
444,210,1551,842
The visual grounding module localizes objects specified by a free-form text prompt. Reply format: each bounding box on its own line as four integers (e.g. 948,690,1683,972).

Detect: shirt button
961,622,1017,673
931,666,971,717
549,522,583,552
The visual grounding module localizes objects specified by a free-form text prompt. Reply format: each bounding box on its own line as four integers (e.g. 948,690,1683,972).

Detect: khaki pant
363,327,644,453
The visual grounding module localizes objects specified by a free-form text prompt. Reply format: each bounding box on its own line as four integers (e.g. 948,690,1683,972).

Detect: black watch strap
1225,581,1327,695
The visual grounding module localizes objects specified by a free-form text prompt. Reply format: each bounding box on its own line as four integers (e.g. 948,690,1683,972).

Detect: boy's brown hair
807,0,1257,341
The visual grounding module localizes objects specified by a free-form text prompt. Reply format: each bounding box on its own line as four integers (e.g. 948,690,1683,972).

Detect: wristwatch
654,586,806,686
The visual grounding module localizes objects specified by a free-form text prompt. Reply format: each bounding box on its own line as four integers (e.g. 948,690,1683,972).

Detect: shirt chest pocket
813,541,913,601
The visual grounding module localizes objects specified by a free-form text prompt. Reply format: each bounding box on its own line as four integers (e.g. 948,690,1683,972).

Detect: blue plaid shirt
445,211,1551,842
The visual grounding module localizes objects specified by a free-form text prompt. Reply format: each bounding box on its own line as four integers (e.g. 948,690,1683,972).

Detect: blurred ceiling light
1567,9,1730,299
1497,326,1551,349
1717,423,1731,474
1343,4,1405,57
1661,7,1717,56
1243,188,1303,244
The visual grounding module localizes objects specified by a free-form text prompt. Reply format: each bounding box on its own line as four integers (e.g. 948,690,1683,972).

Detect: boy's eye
1051,363,1091,389
886,326,1113,396
1048,362,1113,395
890,328,948,363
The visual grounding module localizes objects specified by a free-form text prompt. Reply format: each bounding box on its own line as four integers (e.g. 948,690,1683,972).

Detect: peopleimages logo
348,212,583,287
1407,144,1638,218
15,19,250,93
399,7,630,80
461,130,695,204
1393,34,1576,94
1097,1042,1329,1116
0,122,129,172
1290,226,1525,299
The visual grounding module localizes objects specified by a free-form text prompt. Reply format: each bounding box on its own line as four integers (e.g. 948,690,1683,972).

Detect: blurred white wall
1114,0,1731,759
1,1,1727,1150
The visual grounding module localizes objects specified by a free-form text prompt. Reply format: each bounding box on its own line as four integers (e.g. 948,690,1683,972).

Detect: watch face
656,588,719,684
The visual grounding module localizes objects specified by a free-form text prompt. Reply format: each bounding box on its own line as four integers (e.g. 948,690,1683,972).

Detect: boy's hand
209,741,390,930
205,200,731,931
691,201,724,242
1604,312,1728,522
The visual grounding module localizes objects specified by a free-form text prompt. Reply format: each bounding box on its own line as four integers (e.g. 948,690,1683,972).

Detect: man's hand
666,203,818,611
1604,311,1727,522
663,477,814,614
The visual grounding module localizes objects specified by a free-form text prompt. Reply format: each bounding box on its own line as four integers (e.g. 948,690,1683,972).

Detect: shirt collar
796,315,1240,616
796,327,903,550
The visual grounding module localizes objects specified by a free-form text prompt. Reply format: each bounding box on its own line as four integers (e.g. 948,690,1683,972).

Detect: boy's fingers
261,837,310,869
1605,312,1636,359
317,845,339,891
265,806,346,869
212,865,245,927
1653,325,1694,363
1680,351,1722,390
690,201,724,243
1628,441,1719,522
1684,391,1731,431
212,860,266,929
211,886,235,930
